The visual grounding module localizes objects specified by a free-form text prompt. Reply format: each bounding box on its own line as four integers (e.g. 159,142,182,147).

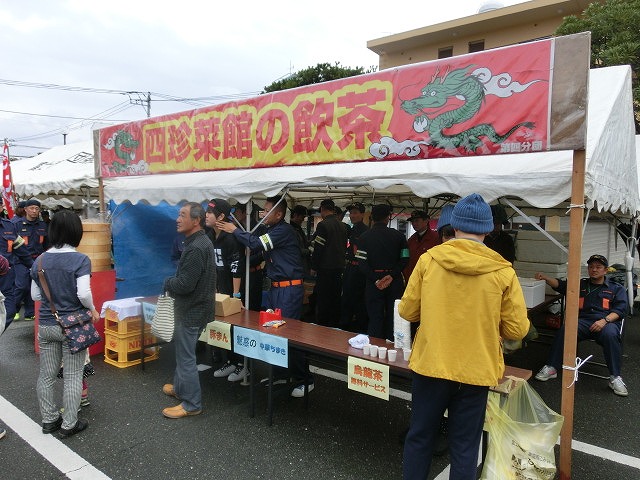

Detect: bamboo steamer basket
77,222,113,272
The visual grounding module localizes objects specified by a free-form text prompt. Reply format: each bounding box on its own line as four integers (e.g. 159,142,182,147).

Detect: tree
555,0,640,133
262,62,377,93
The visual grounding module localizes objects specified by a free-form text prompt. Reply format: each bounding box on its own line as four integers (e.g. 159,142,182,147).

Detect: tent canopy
12,141,98,200
103,66,638,215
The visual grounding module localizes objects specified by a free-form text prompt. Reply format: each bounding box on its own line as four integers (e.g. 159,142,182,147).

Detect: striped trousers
37,325,85,430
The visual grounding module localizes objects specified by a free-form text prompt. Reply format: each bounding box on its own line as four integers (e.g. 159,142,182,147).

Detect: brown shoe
162,384,179,399
162,404,202,419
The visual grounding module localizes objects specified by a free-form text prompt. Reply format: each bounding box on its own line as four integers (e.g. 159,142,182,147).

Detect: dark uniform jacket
346,221,369,266
312,214,348,270
356,223,409,282
13,217,49,258
0,218,33,267
233,219,303,282
554,276,628,323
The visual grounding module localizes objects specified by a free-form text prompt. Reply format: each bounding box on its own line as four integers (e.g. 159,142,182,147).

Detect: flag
2,142,15,218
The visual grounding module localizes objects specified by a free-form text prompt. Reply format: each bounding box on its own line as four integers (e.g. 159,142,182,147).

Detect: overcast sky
0,0,526,158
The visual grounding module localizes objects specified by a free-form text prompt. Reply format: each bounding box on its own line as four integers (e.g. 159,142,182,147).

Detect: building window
468,40,485,53
438,46,453,59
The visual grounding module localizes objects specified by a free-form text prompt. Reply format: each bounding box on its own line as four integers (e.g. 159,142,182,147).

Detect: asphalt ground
1,307,640,480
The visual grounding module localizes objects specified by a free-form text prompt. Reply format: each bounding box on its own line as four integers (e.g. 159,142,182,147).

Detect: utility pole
127,91,152,118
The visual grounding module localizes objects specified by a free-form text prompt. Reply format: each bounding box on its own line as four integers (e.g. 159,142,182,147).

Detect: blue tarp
109,201,181,299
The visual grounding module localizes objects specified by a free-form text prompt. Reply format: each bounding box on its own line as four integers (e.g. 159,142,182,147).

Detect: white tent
103,66,638,216
12,141,98,204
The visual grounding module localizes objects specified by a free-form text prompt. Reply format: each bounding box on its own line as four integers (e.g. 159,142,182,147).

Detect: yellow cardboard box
215,293,242,317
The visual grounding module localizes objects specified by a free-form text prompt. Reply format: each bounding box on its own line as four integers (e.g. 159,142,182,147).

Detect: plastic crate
104,332,159,368
104,312,149,336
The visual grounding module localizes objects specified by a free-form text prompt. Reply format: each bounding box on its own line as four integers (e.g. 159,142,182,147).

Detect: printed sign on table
141,301,156,325
201,321,232,350
233,326,288,368
347,356,390,401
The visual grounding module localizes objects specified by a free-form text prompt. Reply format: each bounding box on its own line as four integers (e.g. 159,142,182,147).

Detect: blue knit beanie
436,204,455,231
450,194,493,234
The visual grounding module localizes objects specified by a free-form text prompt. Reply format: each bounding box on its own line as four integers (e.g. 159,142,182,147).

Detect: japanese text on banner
233,326,288,368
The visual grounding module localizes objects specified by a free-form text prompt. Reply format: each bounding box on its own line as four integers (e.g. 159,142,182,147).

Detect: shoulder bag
37,258,101,354
151,293,175,342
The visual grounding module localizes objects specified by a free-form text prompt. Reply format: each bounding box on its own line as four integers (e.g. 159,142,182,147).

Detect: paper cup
369,345,379,357
378,346,387,360
387,349,397,362
362,344,370,355
403,348,412,361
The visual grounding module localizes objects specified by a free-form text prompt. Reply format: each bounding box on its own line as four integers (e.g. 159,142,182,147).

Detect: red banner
2,142,14,218
97,39,554,178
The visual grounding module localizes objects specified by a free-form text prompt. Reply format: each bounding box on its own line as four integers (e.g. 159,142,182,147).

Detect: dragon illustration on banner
370,65,543,159
102,130,148,175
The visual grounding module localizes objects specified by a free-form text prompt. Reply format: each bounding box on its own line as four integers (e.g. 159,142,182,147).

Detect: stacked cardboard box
514,230,568,295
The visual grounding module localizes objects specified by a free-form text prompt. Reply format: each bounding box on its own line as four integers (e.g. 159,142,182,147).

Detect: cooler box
518,277,546,308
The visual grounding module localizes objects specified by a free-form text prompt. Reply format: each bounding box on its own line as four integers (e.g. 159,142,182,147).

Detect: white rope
565,203,586,215
563,355,593,388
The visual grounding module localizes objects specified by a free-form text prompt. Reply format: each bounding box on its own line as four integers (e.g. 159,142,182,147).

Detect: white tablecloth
100,297,143,319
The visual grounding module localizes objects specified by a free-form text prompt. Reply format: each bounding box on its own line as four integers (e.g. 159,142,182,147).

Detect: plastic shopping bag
481,380,563,480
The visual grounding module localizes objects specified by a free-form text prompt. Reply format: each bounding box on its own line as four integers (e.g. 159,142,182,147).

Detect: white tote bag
151,294,175,342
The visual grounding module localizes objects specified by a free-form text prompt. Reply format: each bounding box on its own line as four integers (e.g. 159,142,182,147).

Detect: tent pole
559,149,586,480
98,177,105,219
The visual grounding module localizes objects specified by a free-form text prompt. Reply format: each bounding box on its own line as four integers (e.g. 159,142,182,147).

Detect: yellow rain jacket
399,239,529,386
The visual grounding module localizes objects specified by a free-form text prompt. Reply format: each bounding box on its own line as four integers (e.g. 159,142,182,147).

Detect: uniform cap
25,199,41,208
408,210,429,221
291,205,308,216
450,193,493,235
371,204,392,218
320,199,335,210
346,202,365,213
490,204,509,224
587,254,608,268
207,198,232,217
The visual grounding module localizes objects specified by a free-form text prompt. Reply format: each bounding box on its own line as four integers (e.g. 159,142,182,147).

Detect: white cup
387,349,397,362
369,345,379,357
403,348,412,361
362,344,370,355
378,346,387,360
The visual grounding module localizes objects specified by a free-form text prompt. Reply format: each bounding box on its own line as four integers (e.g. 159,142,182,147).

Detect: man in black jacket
311,199,348,327
162,202,216,419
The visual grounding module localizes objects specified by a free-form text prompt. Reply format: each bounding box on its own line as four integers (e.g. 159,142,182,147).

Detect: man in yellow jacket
399,193,529,480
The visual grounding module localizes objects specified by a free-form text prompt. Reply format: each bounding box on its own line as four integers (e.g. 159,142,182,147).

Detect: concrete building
367,0,602,69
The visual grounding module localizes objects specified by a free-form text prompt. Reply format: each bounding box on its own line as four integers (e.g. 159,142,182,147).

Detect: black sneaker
42,417,63,434
58,419,88,438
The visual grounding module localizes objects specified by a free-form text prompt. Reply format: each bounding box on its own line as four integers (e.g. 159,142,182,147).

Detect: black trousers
315,268,343,328
365,277,404,341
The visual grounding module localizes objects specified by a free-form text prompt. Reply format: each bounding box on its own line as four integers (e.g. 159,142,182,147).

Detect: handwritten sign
201,321,232,350
141,301,156,325
233,326,288,368
347,356,390,401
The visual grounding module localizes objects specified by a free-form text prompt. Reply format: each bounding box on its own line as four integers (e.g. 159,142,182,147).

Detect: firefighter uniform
13,215,48,318
340,220,369,333
356,218,409,341
311,213,348,327
0,218,33,327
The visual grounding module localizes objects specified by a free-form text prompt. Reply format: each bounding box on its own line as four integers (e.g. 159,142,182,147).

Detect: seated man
534,254,629,396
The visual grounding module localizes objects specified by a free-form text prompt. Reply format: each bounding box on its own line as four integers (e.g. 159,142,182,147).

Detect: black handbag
37,258,101,354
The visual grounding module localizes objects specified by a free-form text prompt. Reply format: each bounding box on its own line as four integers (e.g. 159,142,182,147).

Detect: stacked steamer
514,230,568,303
102,299,159,368
77,221,112,272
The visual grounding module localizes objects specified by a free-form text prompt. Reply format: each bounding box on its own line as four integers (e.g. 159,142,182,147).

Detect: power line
0,107,134,122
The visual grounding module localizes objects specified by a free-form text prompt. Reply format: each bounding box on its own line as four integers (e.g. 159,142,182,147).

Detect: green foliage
262,62,377,93
555,0,640,133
